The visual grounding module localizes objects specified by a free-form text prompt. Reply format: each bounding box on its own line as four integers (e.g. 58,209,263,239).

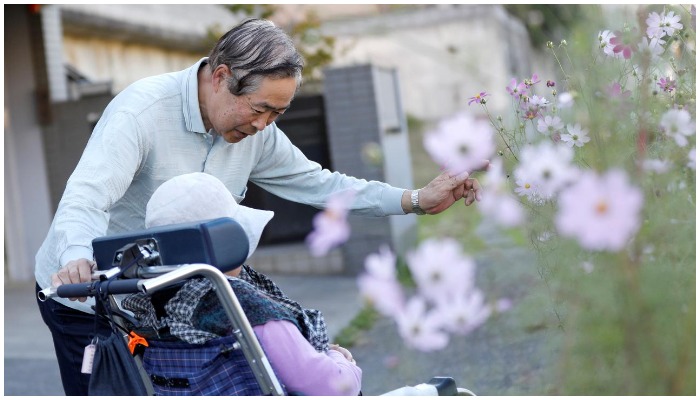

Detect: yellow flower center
595,201,608,215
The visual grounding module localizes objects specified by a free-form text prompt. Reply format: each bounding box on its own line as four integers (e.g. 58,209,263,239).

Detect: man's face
208,67,296,143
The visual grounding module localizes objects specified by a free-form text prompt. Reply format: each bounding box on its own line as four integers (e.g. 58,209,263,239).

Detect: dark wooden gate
241,94,330,245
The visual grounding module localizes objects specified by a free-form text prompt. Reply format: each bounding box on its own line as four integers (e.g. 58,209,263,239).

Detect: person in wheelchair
122,172,361,395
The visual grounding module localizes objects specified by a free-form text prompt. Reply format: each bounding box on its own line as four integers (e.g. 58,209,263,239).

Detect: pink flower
555,169,643,252
610,30,638,59
546,80,556,87
657,77,676,93
396,297,449,352
523,74,540,88
358,274,405,317
306,189,355,256
506,78,526,99
423,112,495,175
406,238,476,304
606,82,632,99
468,91,489,106
357,246,405,316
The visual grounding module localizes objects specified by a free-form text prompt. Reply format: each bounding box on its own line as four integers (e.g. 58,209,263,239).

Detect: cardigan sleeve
253,320,362,396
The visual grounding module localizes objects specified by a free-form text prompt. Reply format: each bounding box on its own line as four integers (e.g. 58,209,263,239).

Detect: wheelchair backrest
92,217,249,274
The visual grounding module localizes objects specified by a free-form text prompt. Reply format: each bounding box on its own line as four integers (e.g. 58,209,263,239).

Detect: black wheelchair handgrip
55,279,143,298
97,279,143,295
55,282,95,298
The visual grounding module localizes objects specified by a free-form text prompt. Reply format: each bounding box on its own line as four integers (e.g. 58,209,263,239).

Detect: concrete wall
4,6,54,282
322,4,552,123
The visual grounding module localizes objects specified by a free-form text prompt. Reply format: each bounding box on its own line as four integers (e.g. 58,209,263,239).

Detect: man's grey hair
208,18,304,95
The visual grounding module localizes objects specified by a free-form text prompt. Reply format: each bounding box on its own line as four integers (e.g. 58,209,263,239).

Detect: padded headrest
92,217,249,273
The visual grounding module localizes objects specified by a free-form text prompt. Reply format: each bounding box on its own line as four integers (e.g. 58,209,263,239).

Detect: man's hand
50,258,95,302
405,161,489,215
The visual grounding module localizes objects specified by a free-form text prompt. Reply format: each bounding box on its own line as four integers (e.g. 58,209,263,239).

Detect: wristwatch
411,190,426,215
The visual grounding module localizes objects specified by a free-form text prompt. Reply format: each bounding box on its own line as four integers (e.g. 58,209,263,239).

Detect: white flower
557,92,575,108
477,158,525,227
641,159,670,174
515,142,579,200
637,36,666,60
599,30,623,58
478,190,525,227
358,246,405,316
406,238,476,304
646,10,683,39
514,176,544,204
423,112,495,175
529,95,550,107
437,290,492,336
560,123,591,148
659,109,695,147
555,169,644,252
688,147,696,170
395,296,450,352
536,115,565,135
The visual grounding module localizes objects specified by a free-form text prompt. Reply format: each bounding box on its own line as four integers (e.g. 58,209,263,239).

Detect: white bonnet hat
145,172,273,260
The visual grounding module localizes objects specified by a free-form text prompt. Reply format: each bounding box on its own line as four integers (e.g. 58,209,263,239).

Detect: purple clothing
254,320,362,396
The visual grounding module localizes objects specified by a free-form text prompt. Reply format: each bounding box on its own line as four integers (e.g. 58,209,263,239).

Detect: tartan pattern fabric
141,335,276,396
121,265,330,351
239,265,330,352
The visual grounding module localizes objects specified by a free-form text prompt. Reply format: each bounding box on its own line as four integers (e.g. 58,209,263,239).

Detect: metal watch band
411,189,425,215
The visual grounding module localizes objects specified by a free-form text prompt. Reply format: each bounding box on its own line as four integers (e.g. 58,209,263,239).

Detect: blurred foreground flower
555,169,643,252
306,189,356,257
423,112,495,175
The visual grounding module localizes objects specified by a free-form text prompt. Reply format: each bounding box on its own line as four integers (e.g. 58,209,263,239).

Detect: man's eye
252,108,264,114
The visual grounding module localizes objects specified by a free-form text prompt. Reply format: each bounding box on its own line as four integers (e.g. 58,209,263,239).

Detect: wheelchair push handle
37,278,144,302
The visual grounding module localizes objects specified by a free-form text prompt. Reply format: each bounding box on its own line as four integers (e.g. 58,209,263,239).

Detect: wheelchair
39,217,476,396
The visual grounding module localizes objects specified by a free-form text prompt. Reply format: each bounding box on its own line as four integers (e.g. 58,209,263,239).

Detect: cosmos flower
468,91,490,106
506,78,527,99
637,36,666,60
610,30,638,59
477,159,525,227
646,10,683,39
555,169,643,251
437,289,492,336
423,112,496,175
599,30,623,58
406,238,477,304
306,189,355,256
688,147,696,170
659,109,695,147
395,297,450,352
560,123,591,148
657,77,676,93
514,142,578,200
640,159,671,174
536,115,565,136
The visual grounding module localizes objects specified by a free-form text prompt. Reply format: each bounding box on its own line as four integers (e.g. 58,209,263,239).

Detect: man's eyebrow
253,101,291,112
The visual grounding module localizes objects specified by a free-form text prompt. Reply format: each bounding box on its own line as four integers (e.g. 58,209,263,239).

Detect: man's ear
212,65,230,91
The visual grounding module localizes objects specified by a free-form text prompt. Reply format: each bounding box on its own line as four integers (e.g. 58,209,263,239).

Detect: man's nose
251,112,274,131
